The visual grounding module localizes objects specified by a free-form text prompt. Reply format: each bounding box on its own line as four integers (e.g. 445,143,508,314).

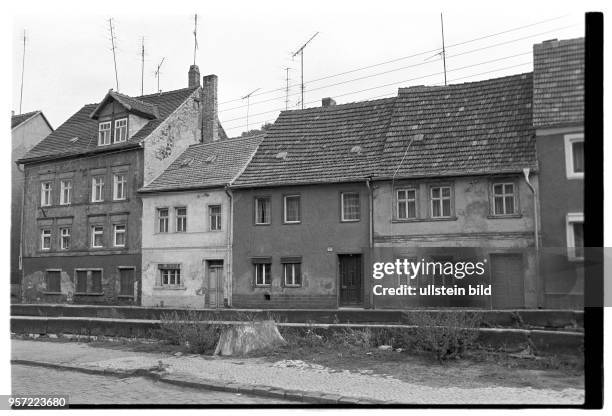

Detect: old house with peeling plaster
17,65,226,305
138,135,262,308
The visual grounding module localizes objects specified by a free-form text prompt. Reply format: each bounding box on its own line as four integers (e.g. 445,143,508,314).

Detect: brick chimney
201,74,219,143
322,97,336,107
188,65,201,88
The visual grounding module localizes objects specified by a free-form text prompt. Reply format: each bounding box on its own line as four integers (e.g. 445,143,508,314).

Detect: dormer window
98,121,111,146
114,118,128,143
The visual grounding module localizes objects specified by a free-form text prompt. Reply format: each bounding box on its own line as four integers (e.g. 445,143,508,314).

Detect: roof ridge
184,135,264,150
279,96,397,115
398,72,533,93
135,86,199,100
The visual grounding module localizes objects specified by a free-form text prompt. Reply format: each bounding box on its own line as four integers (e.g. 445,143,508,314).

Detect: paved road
12,364,294,405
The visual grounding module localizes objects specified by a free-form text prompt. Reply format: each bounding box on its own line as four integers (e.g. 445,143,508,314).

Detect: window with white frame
160,266,181,286
430,186,452,218
209,205,221,231
114,224,126,247
282,260,302,287
254,262,271,286
98,121,111,145
114,118,128,143
176,207,187,232
41,229,51,250
255,197,271,225
41,181,52,207
396,188,417,219
492,183,516,215
284,195,301,223
60,227,71,250
92,176,105,202
341,192,360,221
566,213,584,261
157,208,169,233
60,180,72,205
91,225,104,248
565,133,584,179
113,174,127,200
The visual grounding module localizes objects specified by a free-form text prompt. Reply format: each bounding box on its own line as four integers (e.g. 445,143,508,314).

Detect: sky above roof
10,1,586,139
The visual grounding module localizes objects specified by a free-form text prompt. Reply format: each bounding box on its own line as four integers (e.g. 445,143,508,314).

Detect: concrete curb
11,359,388,405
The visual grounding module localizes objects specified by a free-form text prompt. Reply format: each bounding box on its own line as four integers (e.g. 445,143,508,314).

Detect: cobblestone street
12,364,294,405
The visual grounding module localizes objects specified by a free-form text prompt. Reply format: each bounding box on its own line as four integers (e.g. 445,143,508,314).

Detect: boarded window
76,270,88,293
46,270,61,292
119,268,135,296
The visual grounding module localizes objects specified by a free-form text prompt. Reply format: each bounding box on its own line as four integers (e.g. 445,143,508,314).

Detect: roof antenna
19,29,26,114
242,88,261,131
108,18,120,91
140,37,145,96
440,13,447,86
292,32,319,109
193,14,198,66
155,57,165,93
284,67,292,110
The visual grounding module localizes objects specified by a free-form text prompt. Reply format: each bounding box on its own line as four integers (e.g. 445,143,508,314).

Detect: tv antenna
242,88,260,131
140,37,145,95
155,57,165,93
284,67,292,110
108,18,119,91
193,14,199,65
19,29,26,114
292,32,318,109
440,13,447,86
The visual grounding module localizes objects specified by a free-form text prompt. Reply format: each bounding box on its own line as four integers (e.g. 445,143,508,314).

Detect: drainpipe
224,185,233,307
523,168,541,308
366,178,374,309
18,163,26,303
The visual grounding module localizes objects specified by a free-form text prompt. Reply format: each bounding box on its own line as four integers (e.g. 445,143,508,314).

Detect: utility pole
19,29,26,114
108,18,119,91
440,13,447,86
242,88,260,131
155,58,165,93
284,67,291,110
140,37,145,96
292,32,318,109
193,14,198,65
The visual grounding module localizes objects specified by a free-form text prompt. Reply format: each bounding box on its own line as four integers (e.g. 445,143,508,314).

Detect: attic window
114,118,128,143
275,151,288,160
98,121,111,146
205,155,217,164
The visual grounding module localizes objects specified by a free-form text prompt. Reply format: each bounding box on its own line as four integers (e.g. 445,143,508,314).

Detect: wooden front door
338,254,363,306
207,260,224,308
490,253,524,309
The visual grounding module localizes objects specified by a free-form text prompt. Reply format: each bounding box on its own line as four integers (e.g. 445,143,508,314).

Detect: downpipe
523,168,542,308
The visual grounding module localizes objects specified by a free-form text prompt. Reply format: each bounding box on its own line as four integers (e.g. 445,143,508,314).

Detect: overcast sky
10,1,586,138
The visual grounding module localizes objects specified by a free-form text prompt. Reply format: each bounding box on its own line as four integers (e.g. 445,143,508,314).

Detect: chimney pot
188,65,201,88
201,74,219,143
322,97,336,107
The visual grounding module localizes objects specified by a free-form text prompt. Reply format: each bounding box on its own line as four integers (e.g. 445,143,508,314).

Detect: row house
11,110,53,300
17,64,226,305
138,135,262,308
533,38,585,308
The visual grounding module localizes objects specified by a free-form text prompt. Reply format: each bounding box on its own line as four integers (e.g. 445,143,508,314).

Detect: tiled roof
533,37,584,128
90,90,160,119
232,98,396,187
11,110,48,129
378,73,536,179
140,135,264,193
18,87,200,163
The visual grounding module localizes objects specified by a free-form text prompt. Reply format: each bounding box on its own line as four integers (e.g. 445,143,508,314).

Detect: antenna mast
242,88,261,131
292,32,318,109
193,14,199,65
19,29,26,114
440,13,447,86
108,18,119,91
140,37,145,95
284,67,291,110
155,58,165,93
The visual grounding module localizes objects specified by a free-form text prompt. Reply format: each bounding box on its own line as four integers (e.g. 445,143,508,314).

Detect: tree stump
214,320,287,356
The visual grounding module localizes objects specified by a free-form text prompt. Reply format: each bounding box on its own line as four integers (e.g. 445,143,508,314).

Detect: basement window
75,269,103,294
46,270,61,293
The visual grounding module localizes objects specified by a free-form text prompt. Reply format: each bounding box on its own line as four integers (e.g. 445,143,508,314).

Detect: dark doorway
338,254,363,307
207,260,224,308
490,253,525,309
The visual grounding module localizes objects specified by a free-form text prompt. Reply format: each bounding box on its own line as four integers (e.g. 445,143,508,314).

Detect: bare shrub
330,327,372,349
157,310,222,354
410,311,482,362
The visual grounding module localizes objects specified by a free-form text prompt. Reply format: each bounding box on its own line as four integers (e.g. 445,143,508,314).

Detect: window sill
391,216,457,223
340,219,361,223
283,285,302,288
254,285,272,288
254,223,271,226
487,214,523,219
74,292,104,296
283,221,301,225
153,286,186,291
